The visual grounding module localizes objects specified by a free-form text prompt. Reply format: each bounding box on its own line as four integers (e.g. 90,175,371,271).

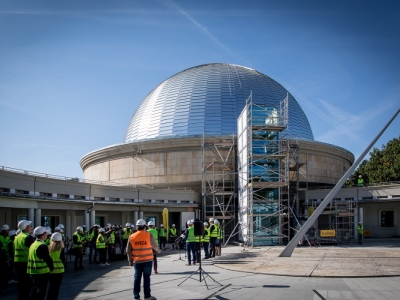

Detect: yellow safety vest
96,234,106,249
49,250,64,274
202,228,210,242
14,232,29,263
27,240,50,274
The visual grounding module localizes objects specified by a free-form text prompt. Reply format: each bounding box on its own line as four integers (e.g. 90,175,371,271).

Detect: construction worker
357,222,364,245
81,225,89,255
208,218,217,258
358,175,364,187
159,224,167,250
0,224,11,285
0,224,10,253
47,232,65,300
105,226,116,262
72,226,84,270
345,178,352,187
6,230,17,285
88,224,99,264
184,220,197,266
127,219,160,300
57,224,65,242
215,220,222,256
122,223,132,255
45,230,52,245
169,224,177,249
14,220,35,300
27,226,54,300
202,222,210,259
96,228,109,267
147,221,159,274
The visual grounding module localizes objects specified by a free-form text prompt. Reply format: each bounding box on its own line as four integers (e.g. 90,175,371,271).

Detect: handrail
0,165,193,191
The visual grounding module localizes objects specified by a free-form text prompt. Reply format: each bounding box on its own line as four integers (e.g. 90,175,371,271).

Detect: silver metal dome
124,63,314,142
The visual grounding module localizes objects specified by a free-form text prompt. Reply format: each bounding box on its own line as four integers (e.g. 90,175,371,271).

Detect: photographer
88,225,99,264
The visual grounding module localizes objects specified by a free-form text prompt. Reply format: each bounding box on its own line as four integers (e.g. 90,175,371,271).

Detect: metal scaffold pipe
279,107,400,257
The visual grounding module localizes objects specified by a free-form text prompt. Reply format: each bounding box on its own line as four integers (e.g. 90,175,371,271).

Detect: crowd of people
0,217,224,300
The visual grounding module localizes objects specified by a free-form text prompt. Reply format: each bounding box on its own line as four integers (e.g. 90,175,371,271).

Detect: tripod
178,237,222,289
172,236,185,261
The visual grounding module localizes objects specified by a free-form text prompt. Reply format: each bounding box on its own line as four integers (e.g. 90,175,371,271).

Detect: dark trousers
170,236,177,249
122,239,128,255
209,237,217,257
358,233,363,244
74,248,83,268
98,248,106,264
159,237,166,249
89,242,98,263
107,244,115,262
133,261,153,299
46,273,63,300
203,242,210,258
186,242,197,264
30,273,49,300
153,251,157,272
16,262,32,300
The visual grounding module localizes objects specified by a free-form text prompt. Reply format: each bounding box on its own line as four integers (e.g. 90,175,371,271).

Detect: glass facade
124,63,314,143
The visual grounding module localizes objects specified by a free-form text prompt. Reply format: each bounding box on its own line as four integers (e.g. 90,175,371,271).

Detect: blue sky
1,0,399,178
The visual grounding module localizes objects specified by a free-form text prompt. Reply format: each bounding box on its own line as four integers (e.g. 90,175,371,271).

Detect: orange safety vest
129,230,154,263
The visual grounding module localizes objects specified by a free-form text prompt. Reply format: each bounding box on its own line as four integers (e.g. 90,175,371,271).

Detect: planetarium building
80,63,354,243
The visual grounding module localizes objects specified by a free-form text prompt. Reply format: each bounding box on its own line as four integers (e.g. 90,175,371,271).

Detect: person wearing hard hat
27,226,54,299
208,218,217,258
357,222,364,245
0,224,10,252
6,230,18,285
147,221,159,274
81,225,89,255
88,224,100,264
169,224,177,250
47,232,65,300
214,220,222,256
14,220,35,300
122,223,132,255
159,224,167,250
202,222,210,259
57,224,65,242
96,228,109,267
72,226,84,270
344,178,352,187
44,230,52,246
358,175,364,187
127,219,160,300
183,220,197,266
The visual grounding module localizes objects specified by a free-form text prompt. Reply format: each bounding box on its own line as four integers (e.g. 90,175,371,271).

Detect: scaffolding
237,93,290,246
201,134,236,244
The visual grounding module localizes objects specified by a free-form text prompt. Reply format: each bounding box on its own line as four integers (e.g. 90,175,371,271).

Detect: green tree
355,136,400,183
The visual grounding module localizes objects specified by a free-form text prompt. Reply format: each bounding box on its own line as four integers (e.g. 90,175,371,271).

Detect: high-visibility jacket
148,228,159,246
216,225,222,239
14,231,30,263
49,250,64,274
27,240,50,275
88,230,98,242
96,234,106,249
72,232,82,248
129,231,153,263
0,235,10,254
186,227,195,242
6,239,13,261
107,231,115,244
358,178,364,186
159,228,166,237
358,225,364,234
122,228,131,239
209,224,218,238
170,228,177,236
202,228,210,243
45,237,51,246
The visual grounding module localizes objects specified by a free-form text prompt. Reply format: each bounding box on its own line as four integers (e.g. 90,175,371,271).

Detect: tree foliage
354,136,400,183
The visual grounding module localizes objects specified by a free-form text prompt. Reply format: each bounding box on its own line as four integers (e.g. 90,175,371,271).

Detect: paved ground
2,238,400,300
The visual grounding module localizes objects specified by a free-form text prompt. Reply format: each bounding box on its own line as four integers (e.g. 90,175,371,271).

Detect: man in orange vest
127,219,161,300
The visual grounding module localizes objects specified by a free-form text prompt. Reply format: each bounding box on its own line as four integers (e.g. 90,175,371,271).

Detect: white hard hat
209,218,214,222
46,230,52,235
54,227,60,231
147,220,155,226
82,225,87,228
136,219,146,226
107,223,111,227
130,224,135,228
60,229,64,233
34,226,47,236
76,226,83,231
18,220,32,230
214,220,219,224
187,220,193,225
204,222,209,226
1,224,9,231
16,229,21,235
58,224,64,229
99,228,105,233
51,232,62,242
8,230,16,236
125,223,131,227
160,224,164,227
172,224,175,227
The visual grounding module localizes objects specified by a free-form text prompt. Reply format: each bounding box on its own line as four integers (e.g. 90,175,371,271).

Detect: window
380,210,394,228
95,217,105,228
144,216,156,225
41,216,60,229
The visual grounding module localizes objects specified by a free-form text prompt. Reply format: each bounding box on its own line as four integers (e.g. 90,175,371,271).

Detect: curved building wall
81,138,354,190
